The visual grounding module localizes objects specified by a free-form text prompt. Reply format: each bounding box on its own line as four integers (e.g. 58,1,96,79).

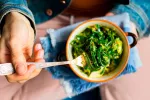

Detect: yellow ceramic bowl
66,19,137,82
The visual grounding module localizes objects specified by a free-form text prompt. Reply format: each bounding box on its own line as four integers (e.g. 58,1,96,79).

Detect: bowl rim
66,19,130,82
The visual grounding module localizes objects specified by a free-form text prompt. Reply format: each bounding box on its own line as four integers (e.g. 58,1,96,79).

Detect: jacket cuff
110,4,148,38
0,4,36,38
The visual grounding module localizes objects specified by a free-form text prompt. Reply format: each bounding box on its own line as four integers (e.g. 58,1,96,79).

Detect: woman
0,0,149,99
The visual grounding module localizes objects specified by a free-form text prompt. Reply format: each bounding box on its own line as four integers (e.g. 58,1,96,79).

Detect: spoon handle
29,61,71,68
0,61,71,75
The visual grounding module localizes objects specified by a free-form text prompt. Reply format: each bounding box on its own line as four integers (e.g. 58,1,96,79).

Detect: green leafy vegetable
71,24,123,77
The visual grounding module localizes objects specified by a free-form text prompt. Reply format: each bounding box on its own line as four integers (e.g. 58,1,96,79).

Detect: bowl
66,19,137,82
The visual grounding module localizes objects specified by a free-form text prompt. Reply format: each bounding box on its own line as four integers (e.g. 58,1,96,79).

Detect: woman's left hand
105,12,138,37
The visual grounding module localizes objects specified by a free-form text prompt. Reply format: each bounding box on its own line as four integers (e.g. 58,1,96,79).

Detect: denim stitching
130,2,149,25
0,4,33,16
128,2,149,32
111,5,145,37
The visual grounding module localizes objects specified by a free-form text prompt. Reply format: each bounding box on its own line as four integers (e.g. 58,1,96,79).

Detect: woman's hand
0,12,44,83
6,43,44,83
105,12,138,37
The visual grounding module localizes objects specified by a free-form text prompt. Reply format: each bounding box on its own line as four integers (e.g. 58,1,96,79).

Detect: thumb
10,46,27,75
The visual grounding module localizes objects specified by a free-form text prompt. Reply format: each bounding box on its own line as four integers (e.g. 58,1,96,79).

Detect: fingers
18,44,45,83
22,57,45,83
33,43,44,61
23,46,34,61
1,12,36,83
6,64,36,82
104,13,138,37
0,39,11,63
105,12,114,16
35,49,44,60
9,41,27,76
33,44,45,62
34,44,43,54
17,67,42,84
130,21,138,37
27,44,44,62
7,44,45,83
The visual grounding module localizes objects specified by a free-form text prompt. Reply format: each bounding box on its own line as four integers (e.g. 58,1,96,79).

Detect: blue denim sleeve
0,0,35,34
111,0,150,38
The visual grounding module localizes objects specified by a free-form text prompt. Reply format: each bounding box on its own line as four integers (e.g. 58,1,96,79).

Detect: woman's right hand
0,12,43,83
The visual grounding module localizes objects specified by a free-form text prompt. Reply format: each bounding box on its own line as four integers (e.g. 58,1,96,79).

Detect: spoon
0,55,86,75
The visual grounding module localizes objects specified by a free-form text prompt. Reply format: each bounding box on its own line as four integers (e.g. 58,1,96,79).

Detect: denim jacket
0,0,149,38
111,0,150,38
0,0,36,33
0,0,71,35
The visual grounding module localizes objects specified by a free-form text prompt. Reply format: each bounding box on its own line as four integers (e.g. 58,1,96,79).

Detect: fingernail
36,44,42,50
38,50,44,58
16,64,27,75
